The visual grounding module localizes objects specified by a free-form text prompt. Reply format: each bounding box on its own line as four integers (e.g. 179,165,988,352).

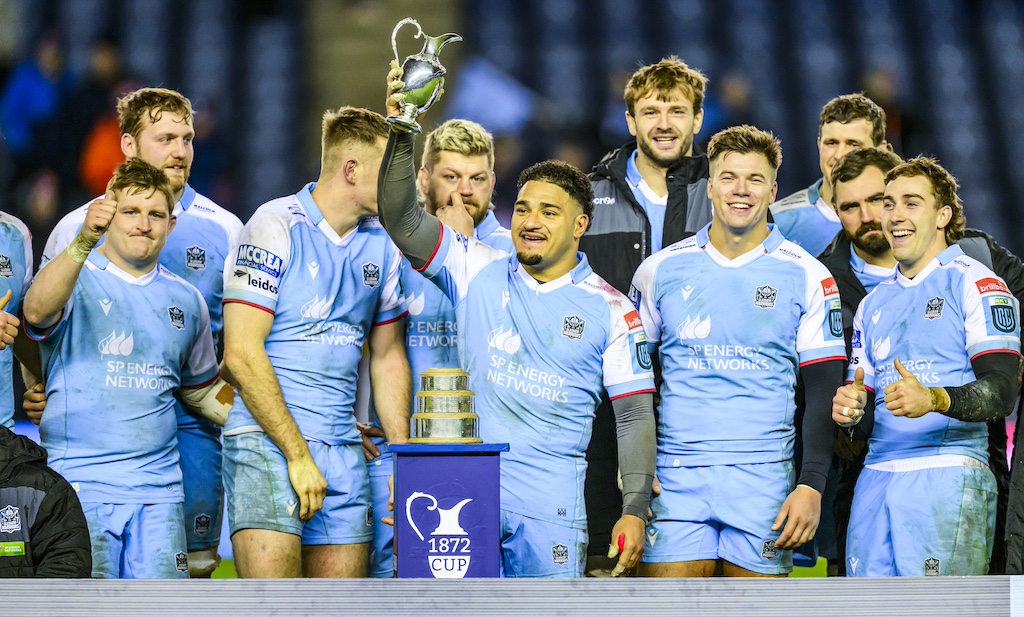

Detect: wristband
66,234,96,265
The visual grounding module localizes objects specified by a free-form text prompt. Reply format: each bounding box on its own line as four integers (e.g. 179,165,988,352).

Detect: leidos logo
99,331,134,357
406,492,473,579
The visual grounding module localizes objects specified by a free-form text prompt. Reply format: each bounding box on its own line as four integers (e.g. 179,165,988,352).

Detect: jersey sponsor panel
849,246,1021,465
223,184,406,446
631,224,845,466
427,237,652,527
34,256,217,503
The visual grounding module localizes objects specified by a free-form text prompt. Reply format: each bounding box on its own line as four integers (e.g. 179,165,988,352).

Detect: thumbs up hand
884,358,934,418
833,367,868,426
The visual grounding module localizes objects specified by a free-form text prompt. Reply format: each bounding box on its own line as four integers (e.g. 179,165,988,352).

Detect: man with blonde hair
222,106,410,578
361,118,512,577
39,86,243,577
631,125,846,577
24,159,228,578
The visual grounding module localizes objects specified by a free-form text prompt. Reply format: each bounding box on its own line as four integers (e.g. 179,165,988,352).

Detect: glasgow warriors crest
362,262,381,287
754,285,777,309
186,245,206,270
562,315,586,340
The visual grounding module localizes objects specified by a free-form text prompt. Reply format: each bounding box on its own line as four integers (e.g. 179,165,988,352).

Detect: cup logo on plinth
406,491,473,578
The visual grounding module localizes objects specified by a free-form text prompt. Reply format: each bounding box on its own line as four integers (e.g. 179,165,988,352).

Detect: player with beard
359,119,512,577
820,147,1024,575
582,57,711,570
35,88,243,577
771,95,887,258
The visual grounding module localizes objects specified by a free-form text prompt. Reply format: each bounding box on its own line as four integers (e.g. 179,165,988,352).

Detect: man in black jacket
820,147,1024,574
0,426,91,577
582,57,712,570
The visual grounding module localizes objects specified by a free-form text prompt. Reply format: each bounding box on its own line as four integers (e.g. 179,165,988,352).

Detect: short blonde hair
422,119,494,171
117,88,194,141
321,106,388,169
707,125,782,171
624,56,708,116
109,158,175,213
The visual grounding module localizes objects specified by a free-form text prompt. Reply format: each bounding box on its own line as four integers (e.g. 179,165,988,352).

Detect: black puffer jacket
0,426,91,577
583,142,712,295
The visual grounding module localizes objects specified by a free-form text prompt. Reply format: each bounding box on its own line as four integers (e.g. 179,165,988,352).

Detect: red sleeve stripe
415,227,446,274
374,311,410,327
182,371,221,390
222,299,275,315
799,355,848,367
20,308,63,342
609,388,658,401
970,349,1022,361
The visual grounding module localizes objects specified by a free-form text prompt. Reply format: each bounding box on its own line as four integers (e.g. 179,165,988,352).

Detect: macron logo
681,286,695,301
647,529,659,548
99,298,112,316
307,261,320,280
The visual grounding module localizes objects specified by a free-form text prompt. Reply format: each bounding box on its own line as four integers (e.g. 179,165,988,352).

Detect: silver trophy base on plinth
409,368,481,444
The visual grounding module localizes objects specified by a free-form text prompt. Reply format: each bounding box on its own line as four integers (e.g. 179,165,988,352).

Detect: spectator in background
0,31,69,185
0,425,92,578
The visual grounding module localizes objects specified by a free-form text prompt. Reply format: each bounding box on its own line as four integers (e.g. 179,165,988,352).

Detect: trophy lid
421,368,468,377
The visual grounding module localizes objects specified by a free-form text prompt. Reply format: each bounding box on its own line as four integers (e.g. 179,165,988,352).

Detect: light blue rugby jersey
42,185,243,340
373,211,513,428
849,245,1021,466
630,223,847,467
223,183,405,446
421,224,655,529
770,179,842,258
0,211,32,428
42,186,243,432
26,253,219,503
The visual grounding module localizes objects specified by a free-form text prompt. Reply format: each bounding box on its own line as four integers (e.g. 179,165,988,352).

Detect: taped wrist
179,377,234,426
66,234,96,264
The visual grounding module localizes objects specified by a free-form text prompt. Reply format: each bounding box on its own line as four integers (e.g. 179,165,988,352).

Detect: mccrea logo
0,254,12,278
754,285,777,309
362,262,381,287
168,306,185,330
235,245,282,277
851,330,862,349
552,543,569,565
992,299,1017,333
0,505,21,533
924,557,940,576
924,297,945,320
175,551,189,572
562,315,586,340
194,514,211,535
185,245,206,270
407,492,474,578
761,539,778,560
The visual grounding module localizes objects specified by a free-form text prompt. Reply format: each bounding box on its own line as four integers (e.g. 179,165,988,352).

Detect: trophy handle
391,18,425,65
405,491,438,542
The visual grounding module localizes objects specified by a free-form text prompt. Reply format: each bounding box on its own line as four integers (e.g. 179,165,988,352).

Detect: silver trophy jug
386,18,462,133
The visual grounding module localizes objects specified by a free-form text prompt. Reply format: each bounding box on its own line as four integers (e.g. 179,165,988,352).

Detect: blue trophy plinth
390,443,509,578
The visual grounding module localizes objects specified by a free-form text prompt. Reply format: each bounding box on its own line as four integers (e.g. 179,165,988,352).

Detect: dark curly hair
516,160,595,230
